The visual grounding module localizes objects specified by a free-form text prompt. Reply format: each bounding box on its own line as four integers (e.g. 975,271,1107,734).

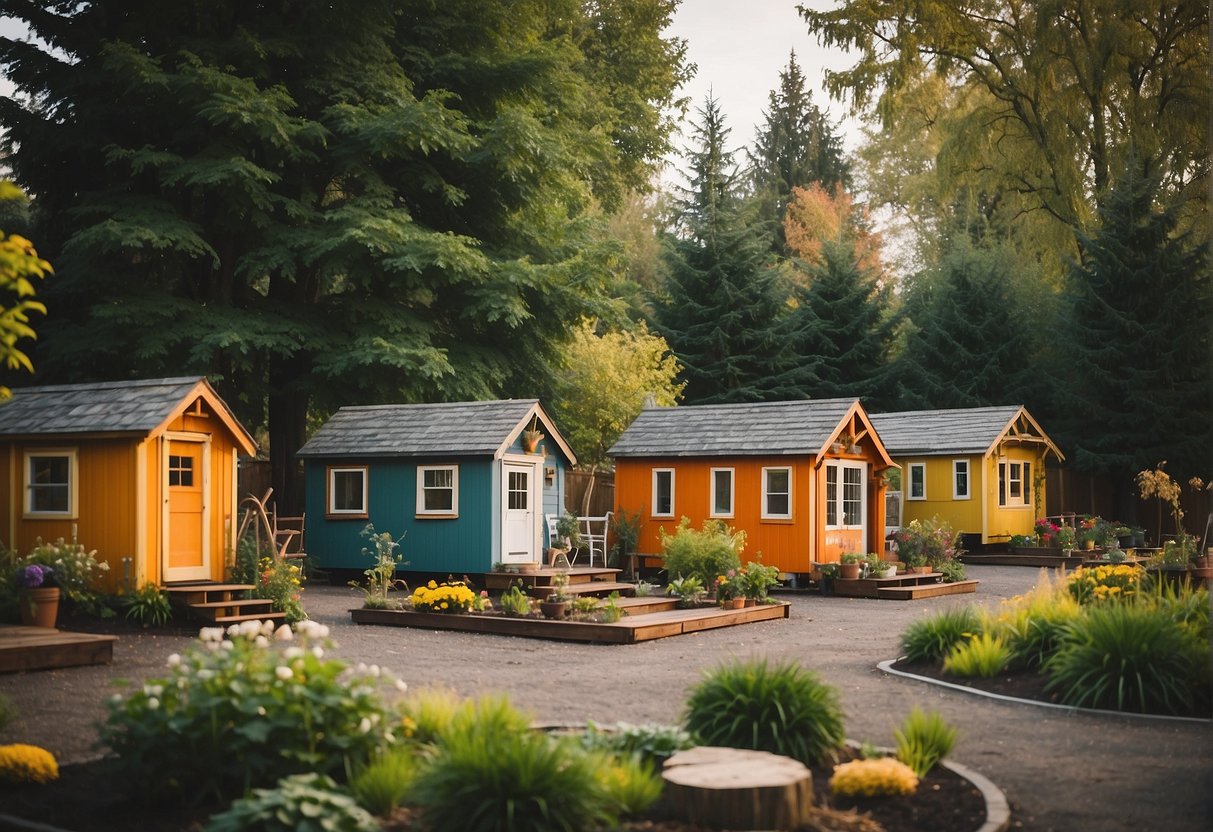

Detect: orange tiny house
0,377,256,590
609,399,897,575
870,405,1064,545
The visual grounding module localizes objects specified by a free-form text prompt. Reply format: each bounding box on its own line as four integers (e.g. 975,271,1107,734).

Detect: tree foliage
0,183,49,400
783,183,883,277
0,0,688,508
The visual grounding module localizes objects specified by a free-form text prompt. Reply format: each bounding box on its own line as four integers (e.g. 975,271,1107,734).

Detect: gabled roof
0,377,256,454
296,399,576,463
869,405,1064,460
609,398,863,458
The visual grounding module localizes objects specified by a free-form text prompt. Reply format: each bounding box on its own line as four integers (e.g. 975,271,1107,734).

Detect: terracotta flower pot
20,587,61,629
838,562,862,580
911,565,933,574
539,600,567,620
727,597,745,610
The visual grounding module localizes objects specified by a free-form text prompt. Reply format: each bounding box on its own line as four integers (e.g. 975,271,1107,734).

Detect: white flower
358,717,372,734
311,646,325,659
368,664,381,677
143,684,163,698
274,624,293,641
110,693,123,704
355,662,368,674
226,624,242,637
394,679,409,693
275,666,293,681
220,640,235,651
147,697,160,710
257,706,266,716
239,620,262,638
261,620,276,637
254,636,269,648
196,669,214,680
167,653,182,667
199,627,224,643
284,646,305,660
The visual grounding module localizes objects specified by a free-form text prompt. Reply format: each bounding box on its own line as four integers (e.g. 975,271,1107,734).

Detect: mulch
1,746,986,832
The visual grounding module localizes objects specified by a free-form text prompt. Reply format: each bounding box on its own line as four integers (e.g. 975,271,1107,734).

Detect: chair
578,511,612,568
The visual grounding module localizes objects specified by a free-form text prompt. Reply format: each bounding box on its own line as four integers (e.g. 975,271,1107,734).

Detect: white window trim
23,448,79,519
761,466,793,520
907,462,926,500
709,467,734,518
999,458,1029,509
327,466,368,517
825,460,865,530
417,464,459,517
651,468,675,518
952,459,970,500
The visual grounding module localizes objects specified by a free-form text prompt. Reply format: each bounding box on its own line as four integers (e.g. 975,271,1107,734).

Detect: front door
164,436,210,582
501,463,537,564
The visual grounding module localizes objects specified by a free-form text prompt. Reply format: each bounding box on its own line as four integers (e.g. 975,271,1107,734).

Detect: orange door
165,439,209,581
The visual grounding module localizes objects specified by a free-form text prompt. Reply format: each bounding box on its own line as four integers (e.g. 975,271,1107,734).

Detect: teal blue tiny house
297,400,576,574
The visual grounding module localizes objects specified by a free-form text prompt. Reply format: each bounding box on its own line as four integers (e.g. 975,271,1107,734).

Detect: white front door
501,463,537,564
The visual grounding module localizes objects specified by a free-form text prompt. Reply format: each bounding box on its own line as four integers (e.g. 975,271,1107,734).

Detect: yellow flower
0,744,59,784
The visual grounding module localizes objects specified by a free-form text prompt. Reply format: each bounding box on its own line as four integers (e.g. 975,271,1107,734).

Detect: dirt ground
1,565,1210,832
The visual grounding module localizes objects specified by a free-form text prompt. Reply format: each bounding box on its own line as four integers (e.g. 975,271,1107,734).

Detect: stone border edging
941,758,1011,832
877,658,1212,725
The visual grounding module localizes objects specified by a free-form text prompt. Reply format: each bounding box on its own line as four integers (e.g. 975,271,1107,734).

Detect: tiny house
298,400,576,574
609,399,897,574
0,377,257,590
869,405,1064,545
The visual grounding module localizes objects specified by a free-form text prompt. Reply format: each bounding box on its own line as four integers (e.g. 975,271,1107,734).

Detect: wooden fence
565,470,615,517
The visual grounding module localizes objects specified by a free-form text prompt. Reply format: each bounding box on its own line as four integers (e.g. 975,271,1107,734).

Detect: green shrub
682,658,844,766
666,574,706,607
942,632,1013,678
659,518,744,586
597,753,662,817
579,721,694,765
123,583,172,627
21,538,112,616
936,558,966,583
497,583,532,617
1044,602,1209,715
1139,580,1210,643
994,572,1082,669
101,620,405,803
350,747,421,817
899,605,982,663
205,773,379,832
350,524,408,610
413,712,615,831
893,707,957,777
399,687,463,746
257,556,306,623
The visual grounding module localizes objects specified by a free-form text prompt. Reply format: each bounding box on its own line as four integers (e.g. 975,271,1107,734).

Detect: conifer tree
657,96,796,404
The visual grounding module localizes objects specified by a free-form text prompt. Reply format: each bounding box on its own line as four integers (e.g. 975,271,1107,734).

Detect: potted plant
1055,524,1076,551
553,513,582,557
864,554,896,579
16,562,60,628
818,563,838,596
714,570,745,609
666,575,706,608
521,415,544,454
838,552,865,580
539,572,570,619
740,561,780,604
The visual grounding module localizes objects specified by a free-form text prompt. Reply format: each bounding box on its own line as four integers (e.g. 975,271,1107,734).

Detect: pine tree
657,96,796,404
1053,164,1210,479
748,52,851,254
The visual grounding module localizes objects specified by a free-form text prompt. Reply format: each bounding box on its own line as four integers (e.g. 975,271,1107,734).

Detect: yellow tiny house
0,377,256,590
870,406,1063,545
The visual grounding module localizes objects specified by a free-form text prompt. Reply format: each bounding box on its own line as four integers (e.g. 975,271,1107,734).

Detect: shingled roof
0,377,213,436
297,399,574,461
608,399,860,458
870,406,1043,457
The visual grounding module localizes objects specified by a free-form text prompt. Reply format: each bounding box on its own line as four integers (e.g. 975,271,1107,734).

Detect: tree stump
662,746,814,830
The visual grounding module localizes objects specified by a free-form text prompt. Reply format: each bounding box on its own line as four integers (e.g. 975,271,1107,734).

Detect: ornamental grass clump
205,773,379,832
659,517,744,587
349,747,422,817
993,569,1081,669
0,743,59,784
942,632,1013,678
101,620,408,803
682,658,844,767
596,753,663,818
893,707,957,777
829,758,918,798
899,604,983,663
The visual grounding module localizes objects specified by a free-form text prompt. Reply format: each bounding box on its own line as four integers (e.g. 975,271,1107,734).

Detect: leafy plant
554,512,583,552
257,556,306,622
739,560,781,600
830,757,918,797
204,773,379,832
893,707,957,777
579,721,695,765
994,571,1082,669
899,604,982,663
123,583,172,627
399,687,464,747
659,517,744,587
633,580,658,597
1044,602,1209,715
497,583,533,617
942,632,1012,677
597,753,662,818
350,524,408,610
595,592,624,623
349,747,422,817
666,575,705,608
570,595,599,619
892,516,961,568
682,658,844,767
936,558,966,583
101,620,405,803
609,509,642,569
20,538,111,616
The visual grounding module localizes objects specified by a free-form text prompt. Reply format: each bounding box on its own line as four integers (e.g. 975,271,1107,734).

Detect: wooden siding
899,456,984,537
306,458,496,574
984,445,1044,542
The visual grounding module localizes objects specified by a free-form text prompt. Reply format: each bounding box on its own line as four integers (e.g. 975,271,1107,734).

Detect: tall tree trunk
580,463,599,516
268,361,309,515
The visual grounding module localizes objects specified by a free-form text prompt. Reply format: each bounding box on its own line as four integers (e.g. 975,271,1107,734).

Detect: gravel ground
2,565,1210,831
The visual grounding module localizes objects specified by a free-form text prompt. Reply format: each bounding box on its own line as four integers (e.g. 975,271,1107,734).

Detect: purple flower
19,564,51,589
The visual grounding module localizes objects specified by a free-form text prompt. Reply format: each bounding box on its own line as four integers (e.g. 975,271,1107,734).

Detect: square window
762,467,792,519
168,454,195,488
327,467,368,516
652,469,674,517
27,453,74,515
417,466,459,516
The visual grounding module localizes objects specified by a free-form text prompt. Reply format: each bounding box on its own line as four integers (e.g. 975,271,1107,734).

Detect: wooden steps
877,579,981,600
164,582,286,625
0,625,117,673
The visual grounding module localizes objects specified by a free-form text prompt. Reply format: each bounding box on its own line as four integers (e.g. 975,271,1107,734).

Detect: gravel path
2,565,1210,831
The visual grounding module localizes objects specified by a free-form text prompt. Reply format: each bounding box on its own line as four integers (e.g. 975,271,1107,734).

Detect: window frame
651,468,675,518
23,448,79,519
326,465,369,519
416,464,459,518
825,460,865,530
907,462,926,500
998,459,1031,508
709,467,735,518
952,459,970,500
761,466,793,520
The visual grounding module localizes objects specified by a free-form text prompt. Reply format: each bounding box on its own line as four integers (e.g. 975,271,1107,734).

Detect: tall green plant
893,707,957,777
659,517,745,586
899,605,982,663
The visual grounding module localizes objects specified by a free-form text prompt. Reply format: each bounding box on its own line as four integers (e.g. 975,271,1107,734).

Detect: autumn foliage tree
782,183,883,278
0,183,49,400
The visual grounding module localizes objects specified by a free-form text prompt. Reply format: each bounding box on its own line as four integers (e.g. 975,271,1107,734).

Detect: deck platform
350,599,789,644
0,625,117,673
830,571,979,600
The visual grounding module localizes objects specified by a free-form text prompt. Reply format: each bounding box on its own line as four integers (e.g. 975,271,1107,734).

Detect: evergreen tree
1053,164,1210,480
890,239,1040,411
657,96,796,404
748,52,851,254
786,240,895,406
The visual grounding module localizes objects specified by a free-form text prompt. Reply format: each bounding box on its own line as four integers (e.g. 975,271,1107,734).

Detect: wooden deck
350,600,789,644
831,571,979,600
962,548,1087,568
0,625,117,673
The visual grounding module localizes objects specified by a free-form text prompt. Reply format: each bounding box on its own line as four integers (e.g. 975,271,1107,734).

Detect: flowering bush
410,579,485,614
20,538,109,613
1035,518,1060,547
714,569,743,600
100,619,408,802
0,743,59,784
829,757,918,797
258,556,306,623
16,563,53,589
1067,564,1144,605
1055,525,1076,549
892,517,962,568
